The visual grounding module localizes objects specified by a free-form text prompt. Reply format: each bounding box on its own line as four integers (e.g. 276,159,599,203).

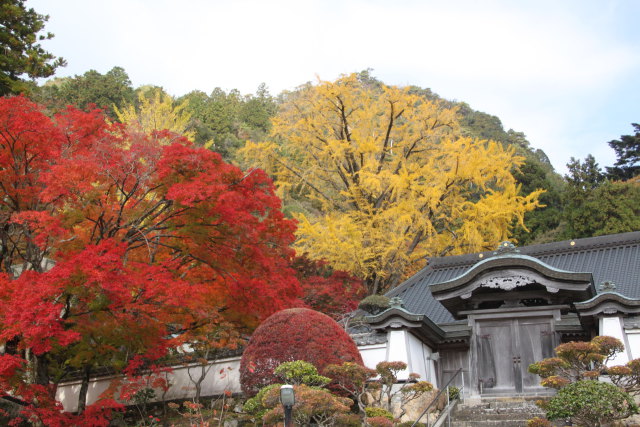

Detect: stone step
450,421,543,427
448,397,550,427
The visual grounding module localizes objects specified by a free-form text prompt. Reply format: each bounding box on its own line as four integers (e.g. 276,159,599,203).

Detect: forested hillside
29,67,639,250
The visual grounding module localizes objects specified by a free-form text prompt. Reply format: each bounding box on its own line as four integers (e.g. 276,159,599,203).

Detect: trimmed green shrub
365,406,393,420
274,360,331,387
545,380,638,426
358,295,390,315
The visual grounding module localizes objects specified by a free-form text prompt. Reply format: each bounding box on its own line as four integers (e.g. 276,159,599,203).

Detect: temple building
356,231,640,397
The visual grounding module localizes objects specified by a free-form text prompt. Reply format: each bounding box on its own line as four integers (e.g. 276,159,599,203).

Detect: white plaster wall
359,344,388,370
56,333,437,412
406,333,426,380
600,316,631,366
626,330,640,360
56,357,241,413
387,330,409,380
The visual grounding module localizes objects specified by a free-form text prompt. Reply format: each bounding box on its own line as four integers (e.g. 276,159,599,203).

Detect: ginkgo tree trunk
241,74,542,295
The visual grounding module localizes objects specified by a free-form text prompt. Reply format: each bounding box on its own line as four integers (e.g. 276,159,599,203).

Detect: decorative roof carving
389,297,404,309
480,273,537,291
600,281,617,291
350,332,388,346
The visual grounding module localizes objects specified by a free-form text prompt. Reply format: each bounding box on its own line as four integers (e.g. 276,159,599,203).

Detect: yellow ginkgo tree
115,87,196,143
240,74,542,295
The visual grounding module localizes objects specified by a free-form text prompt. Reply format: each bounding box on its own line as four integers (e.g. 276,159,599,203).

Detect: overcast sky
28,0,640,173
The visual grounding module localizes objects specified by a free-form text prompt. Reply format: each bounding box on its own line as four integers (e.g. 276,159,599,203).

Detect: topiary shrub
239,308,364,395
544,380,638,426
274,360,331,387
358,295,390,315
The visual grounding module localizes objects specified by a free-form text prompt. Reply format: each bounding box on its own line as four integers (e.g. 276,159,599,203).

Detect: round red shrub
239,307,364,396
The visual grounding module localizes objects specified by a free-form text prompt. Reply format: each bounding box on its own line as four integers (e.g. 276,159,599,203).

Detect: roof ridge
426,231,640,269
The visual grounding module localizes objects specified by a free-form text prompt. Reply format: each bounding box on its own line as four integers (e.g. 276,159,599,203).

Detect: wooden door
476,317,554,395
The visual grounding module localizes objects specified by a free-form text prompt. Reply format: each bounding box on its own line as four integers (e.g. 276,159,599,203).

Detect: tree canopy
0,0,65,95
115,87,196,142
33,67,135,117
241,74,542,294
559,155,640,238
0,96,301,424
606,123,640,180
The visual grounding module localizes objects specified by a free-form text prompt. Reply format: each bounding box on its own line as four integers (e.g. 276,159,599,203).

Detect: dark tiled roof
387,232,640,324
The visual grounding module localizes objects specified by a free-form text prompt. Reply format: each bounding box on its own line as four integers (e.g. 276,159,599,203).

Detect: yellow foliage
114,88,195,143
240,74,542,294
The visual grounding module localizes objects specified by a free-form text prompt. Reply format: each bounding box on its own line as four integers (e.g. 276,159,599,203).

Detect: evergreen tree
0,0,65,95
606,123,640,180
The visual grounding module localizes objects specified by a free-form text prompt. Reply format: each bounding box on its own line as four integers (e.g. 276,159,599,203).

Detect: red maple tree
292,254,366,321
0,97,301,425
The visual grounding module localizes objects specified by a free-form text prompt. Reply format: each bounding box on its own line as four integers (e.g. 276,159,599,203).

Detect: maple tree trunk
194,364,206,403
33,353,50,387
77,366,92,414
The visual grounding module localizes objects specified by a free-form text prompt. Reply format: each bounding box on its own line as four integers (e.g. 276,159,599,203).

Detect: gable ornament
480,273,537,291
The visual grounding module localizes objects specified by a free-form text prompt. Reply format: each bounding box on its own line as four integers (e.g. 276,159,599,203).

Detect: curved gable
429,254,596,318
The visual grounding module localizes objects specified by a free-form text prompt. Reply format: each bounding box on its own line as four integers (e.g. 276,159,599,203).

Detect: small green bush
243,383,280,418
358,295,390,315
545,380,638,426
397,422,426,427
274,360,331,387
365,406,393,420
448,385,460,401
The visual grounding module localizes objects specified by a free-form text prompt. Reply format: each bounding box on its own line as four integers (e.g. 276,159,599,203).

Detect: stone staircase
447,397,557,427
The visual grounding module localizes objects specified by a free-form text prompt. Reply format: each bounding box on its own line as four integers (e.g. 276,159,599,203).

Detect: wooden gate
476,317,554,394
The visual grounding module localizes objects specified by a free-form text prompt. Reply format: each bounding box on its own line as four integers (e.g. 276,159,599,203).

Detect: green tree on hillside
561,155,640,238
0,0,65,95
33,67,135,117
606,123,640,180
180,85,277,160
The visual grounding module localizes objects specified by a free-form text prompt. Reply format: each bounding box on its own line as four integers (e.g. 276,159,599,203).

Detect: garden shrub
274,360,331,387
448,385,460,401
367,416,394,427
365,406,393,420
544,380,638,426
239,308,363,395
526,417,552,427
243,383,280,420
261,384,353,426
529,336,626,387
358,295,390,315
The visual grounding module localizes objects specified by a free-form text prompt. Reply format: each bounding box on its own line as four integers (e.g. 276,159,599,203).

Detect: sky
28,0,640,173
